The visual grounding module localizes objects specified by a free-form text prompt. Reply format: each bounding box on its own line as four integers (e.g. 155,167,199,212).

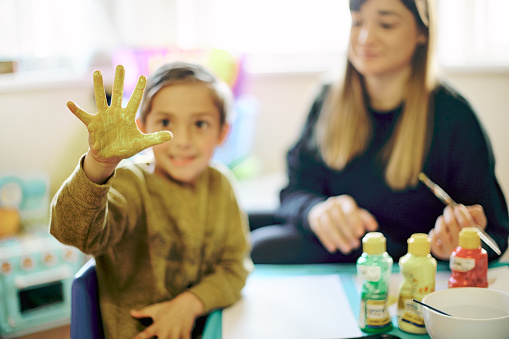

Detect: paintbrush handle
419,173,502,255
430,183,458,207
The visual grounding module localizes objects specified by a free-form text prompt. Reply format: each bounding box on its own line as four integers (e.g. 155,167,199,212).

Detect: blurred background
0,0,508,337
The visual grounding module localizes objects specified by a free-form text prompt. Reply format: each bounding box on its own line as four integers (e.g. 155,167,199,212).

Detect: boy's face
138,83,229,185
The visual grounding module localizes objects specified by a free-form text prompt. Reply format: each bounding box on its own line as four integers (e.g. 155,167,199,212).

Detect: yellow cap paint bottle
397,233,437,334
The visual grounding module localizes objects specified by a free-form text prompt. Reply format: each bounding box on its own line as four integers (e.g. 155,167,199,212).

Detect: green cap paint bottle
357,232,393,333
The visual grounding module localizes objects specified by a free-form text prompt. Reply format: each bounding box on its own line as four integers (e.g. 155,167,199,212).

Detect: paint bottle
357,232,393,333
397,233,437,334
449,227,488,288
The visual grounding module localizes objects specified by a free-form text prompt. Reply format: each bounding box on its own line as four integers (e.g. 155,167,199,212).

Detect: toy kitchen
0,172,84,338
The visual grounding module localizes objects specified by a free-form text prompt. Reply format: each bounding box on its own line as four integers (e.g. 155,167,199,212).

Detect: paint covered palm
67,65,172,160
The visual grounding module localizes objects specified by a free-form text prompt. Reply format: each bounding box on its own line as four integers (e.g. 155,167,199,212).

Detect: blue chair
71,258,104,339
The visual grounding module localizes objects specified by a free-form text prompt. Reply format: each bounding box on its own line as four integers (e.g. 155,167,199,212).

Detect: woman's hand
429,204,487,260
308,195,378,254
131,292,204,339
68,65,172,165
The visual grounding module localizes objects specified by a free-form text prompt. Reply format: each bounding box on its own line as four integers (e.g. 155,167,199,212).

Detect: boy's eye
160,119,170,127
195,120,210,129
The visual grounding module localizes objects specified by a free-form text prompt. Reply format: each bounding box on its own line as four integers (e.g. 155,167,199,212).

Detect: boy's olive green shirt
50,156,252,339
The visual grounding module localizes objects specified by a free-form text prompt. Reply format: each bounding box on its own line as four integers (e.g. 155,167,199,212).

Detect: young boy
50,63,252,339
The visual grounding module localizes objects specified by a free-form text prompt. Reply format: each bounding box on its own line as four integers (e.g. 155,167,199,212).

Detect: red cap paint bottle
448,227,488,288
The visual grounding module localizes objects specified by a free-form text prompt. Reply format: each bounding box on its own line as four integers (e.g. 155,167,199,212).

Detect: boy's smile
170,154,196,166
138,82,229,185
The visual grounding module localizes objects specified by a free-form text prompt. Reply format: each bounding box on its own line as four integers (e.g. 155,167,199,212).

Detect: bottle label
399,296,425,328
364,299,391,328
358,265,382,282
449,256,475,272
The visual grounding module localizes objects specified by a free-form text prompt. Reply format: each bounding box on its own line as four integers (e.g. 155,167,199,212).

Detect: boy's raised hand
67,65,172,163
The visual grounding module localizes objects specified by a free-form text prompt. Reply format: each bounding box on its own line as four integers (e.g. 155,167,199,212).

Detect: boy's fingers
110,65,125,107
67,101,93,126
139,327,157,339
130,309,147,317
141,131,173,148
93,71,108,112
126,75,147,115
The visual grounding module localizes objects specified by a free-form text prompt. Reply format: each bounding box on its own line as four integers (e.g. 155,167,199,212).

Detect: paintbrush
418,172,501,255
412,299,452,317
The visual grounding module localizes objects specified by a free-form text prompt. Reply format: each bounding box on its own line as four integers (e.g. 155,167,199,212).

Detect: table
202,262,509,339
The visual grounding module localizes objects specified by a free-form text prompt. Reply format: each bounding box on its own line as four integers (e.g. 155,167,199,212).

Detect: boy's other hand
67,65,172,163
130,291,204,339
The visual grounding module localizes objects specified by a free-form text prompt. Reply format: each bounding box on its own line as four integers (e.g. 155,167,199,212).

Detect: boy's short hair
138,62,233,126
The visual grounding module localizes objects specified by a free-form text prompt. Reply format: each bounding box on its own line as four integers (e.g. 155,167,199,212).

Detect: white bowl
422,287,509,339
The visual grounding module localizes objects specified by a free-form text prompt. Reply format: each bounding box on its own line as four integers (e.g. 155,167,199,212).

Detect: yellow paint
67,65,172,159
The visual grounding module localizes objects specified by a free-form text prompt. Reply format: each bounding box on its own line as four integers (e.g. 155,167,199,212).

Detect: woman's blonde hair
316,0,437,191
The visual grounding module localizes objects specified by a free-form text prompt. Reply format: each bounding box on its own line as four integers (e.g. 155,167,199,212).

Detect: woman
251,0,509,264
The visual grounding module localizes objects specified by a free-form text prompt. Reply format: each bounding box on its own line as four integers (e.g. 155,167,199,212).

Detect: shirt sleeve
49,155,141,256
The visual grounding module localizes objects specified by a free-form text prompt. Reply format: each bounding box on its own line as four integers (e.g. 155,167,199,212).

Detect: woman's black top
278,83,509,261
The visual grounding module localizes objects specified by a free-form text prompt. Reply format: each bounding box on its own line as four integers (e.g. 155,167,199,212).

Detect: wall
0,74,92,197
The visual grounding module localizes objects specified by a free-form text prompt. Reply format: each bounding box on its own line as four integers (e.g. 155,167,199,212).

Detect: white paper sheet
222,274,362,339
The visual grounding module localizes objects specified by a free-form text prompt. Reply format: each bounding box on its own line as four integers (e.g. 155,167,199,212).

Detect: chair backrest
71,258,104,339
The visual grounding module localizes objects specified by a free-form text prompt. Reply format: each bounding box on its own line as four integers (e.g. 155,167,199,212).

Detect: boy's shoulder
110,160,152,192
207,161,237,185
205,161,240,195
114,159,239,196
